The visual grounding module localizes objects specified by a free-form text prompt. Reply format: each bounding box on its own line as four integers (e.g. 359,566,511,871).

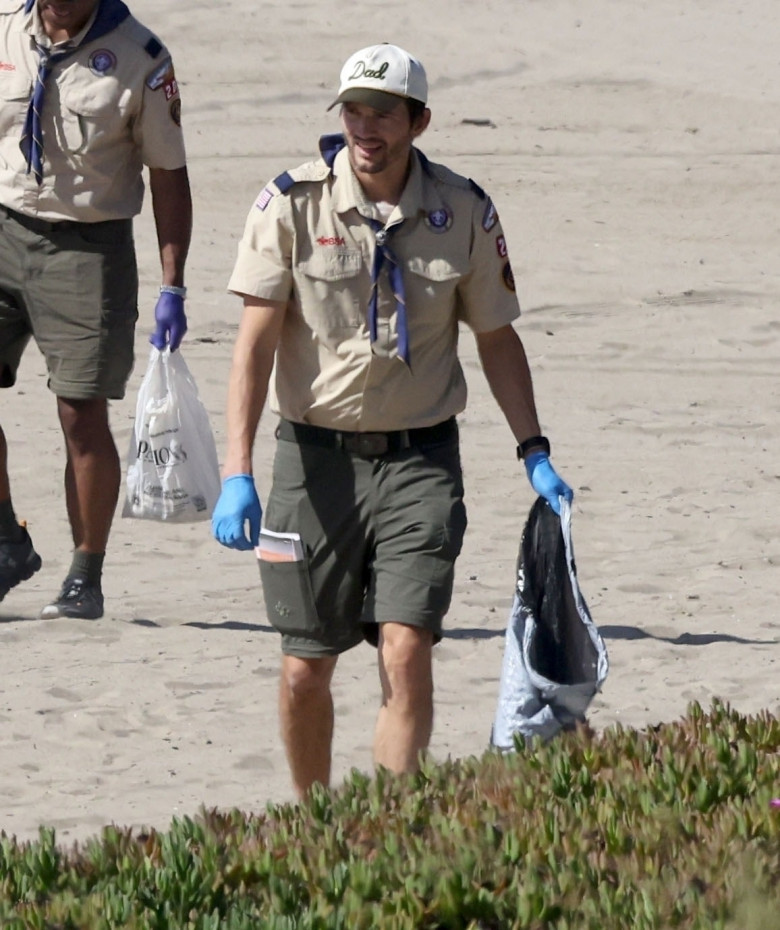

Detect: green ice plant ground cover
0,700,778,929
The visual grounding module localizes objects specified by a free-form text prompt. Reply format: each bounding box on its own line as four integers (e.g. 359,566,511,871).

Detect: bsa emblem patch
88,49,116,76
496,235,508,258
255,187,274,211
502,261,515,292
482,199,498,232
425,207,452,233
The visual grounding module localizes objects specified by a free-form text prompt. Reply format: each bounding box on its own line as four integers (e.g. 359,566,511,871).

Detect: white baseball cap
328,43,428,113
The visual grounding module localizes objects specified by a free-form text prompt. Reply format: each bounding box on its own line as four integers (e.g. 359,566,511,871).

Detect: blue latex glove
150,291,187,352
524,451,573,516
212,474,262,550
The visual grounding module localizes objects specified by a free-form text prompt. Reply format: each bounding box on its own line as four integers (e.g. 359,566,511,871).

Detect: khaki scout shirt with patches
228,140,521,432
0,0,186,222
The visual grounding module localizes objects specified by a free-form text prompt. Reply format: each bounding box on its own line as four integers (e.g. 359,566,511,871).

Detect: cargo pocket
259,558,324,638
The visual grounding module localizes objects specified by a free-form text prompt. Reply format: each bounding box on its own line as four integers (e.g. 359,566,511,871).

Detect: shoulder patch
482,198,499,232
270,160,330,195
118,16,167,60
145,55,176,94
144,36,163,59
254,160,329,212
273,171,296,194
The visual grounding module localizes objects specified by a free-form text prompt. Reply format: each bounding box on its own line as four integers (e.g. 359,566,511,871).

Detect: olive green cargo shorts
259,423,468,658
0,206,137,399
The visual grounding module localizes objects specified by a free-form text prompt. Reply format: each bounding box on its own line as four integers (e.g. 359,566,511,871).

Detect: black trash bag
491,497,608,749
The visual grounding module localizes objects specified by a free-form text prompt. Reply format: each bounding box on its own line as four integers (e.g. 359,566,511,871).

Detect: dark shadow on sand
0,612,30,624
183,620,276,633
600,624,778,647
442,627,505,641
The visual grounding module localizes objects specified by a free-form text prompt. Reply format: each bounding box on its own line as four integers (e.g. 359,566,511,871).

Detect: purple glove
525,451,573,515
150,290,187,352
212,474,262,551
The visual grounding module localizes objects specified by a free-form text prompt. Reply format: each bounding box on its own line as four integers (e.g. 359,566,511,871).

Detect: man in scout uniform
213,44,572,795
0,0,192,619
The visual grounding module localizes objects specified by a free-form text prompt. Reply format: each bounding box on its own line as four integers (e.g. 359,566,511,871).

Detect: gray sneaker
40,575,104,620
0,526,42,602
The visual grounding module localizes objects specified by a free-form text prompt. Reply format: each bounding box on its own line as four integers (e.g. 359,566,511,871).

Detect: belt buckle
346,432,389,457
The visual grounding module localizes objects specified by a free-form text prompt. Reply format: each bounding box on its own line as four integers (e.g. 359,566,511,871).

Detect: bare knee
378,623,433,706
57,398,112,453
280,655,337,701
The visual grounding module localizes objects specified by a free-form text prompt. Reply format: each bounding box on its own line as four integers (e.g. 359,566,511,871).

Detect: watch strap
517,435,551,460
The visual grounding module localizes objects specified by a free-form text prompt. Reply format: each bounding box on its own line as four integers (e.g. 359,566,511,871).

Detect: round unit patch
425,207,452,233
88,49,117,76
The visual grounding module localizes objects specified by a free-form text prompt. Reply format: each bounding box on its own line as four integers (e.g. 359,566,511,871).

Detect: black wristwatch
516,435,551,460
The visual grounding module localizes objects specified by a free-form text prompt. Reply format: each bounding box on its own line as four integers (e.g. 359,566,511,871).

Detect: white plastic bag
122,348,221,523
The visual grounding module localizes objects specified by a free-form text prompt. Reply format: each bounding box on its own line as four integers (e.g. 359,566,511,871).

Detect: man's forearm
222,298,286,476
149,166,192,286
476,324,543,443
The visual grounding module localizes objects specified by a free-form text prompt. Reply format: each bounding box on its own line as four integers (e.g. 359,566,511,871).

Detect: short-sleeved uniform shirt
228,137,521,432
0,0,186,222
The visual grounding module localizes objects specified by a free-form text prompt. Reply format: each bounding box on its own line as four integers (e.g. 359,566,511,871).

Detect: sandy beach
1,0,778,845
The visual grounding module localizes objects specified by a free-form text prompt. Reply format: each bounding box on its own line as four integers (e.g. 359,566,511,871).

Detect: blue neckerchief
20,0,131,184
319,133,412,366
367,219,410,366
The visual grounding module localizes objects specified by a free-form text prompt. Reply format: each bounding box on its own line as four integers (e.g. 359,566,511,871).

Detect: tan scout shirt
228,141,521,432
0,0,186,222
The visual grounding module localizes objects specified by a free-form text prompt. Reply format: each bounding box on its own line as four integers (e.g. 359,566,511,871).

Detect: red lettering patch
317,236,346,246
0,62,17,71
496,234,507,258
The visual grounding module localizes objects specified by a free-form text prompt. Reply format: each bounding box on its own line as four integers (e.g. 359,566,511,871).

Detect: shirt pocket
407,256,466,285
0,73,32,136
406,255,467,310
57,80,127,155
297,249,365,330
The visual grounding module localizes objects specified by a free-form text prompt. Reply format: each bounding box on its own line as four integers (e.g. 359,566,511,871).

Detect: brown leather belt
276,417,457,458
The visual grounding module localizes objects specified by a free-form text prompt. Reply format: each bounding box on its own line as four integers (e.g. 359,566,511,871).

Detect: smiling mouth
356,140,382,155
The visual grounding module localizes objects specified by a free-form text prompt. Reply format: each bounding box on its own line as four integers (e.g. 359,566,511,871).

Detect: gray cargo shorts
259,419,468,658
0,205,137,399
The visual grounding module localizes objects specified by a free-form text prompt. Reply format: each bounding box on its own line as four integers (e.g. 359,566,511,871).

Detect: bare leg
374,622,434,773
57,397,119,553
279,653,338,797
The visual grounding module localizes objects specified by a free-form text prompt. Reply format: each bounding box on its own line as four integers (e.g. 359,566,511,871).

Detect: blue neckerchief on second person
318,133,411,367
20,0,132,184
